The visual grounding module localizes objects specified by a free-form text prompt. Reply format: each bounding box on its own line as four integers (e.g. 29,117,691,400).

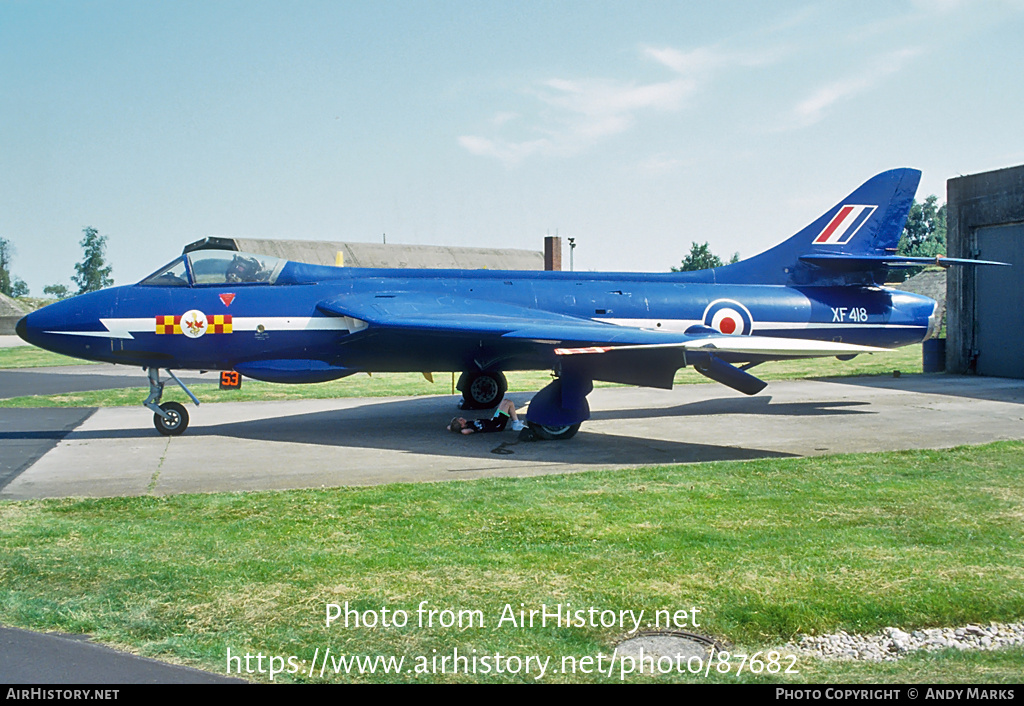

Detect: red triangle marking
219,293,236,307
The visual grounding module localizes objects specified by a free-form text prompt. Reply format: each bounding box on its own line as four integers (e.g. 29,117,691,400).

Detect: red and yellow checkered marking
155,315,182,335
207,314,232,334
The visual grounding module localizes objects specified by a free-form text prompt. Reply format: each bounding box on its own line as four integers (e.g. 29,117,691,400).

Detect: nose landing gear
144,368,200,436
153,401,189,436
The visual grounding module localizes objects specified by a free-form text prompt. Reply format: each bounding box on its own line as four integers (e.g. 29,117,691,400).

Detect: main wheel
153,401,189,436
460,370,507,409
528,422,581,441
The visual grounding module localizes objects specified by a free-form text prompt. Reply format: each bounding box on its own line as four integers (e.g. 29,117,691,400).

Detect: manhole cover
615,631,720,661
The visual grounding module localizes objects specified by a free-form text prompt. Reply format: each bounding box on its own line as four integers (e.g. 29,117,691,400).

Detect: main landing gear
456,368,586,440
144,368,200,436
457,369,507,410
528,422,582,441
523,374,592,442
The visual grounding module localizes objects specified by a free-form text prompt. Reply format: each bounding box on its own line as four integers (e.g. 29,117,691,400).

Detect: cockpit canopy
141,250,286,287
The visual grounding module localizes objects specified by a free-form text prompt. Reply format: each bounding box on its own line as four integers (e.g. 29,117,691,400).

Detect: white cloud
633,152,692,176
458,73,697,166
459,43,780,166
490,112,520,128
644,46,724,74
645,45,783,73
909,0,973,12
457,135,551,165
787,48,922,129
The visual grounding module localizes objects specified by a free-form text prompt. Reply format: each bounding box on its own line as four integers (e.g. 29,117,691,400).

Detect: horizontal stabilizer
800,254,1010,269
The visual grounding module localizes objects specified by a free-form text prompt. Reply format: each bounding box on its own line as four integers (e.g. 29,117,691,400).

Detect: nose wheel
153,401,189,436
144,368,200,436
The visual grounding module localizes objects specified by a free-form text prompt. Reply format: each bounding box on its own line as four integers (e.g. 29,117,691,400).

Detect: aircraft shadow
59,394,807,468
588,395,870,421
0,408,97,491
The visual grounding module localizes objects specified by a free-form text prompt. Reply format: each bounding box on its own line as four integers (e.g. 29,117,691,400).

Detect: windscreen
140,257,189,286
188,251,285,285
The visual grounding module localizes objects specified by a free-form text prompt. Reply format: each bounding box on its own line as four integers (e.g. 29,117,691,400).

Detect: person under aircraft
449,398,525,434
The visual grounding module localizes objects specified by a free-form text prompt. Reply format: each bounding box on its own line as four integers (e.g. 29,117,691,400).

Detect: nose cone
16,309,52,349
15,298,82,353
14,287,127,362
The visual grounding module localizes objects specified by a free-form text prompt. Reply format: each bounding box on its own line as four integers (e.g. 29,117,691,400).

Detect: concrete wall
225,238,545,271
946,164,1024,375
0,293,29,335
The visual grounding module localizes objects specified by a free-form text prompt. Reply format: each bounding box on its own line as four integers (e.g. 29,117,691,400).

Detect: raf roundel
702,299,753,336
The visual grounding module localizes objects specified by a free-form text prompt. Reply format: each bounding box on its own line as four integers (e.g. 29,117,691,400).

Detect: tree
672,241,724,272
892,195,946,281
0,237,28,297
0,237,12,296
72,227,113,294
898,195,946,258
43,283,71,300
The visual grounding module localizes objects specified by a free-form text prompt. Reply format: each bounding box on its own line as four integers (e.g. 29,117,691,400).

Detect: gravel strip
784,623,1024,661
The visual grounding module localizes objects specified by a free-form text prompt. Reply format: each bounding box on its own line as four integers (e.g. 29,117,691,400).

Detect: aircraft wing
318,293,680,345
317,293,884,355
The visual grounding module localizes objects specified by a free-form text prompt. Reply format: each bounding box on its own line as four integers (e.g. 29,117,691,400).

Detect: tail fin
711,168,921,286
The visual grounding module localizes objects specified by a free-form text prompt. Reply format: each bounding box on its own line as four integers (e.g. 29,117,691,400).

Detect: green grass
0,345,923,408
1,441,1021,683
0,345,100,369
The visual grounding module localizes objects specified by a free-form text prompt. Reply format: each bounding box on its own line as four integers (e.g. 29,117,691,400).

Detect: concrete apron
3,375,1022,500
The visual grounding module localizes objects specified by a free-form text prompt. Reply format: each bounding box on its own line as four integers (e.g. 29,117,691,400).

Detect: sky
2,0,1023,293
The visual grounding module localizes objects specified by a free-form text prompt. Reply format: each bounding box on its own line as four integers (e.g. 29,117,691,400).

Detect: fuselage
18,254,938,379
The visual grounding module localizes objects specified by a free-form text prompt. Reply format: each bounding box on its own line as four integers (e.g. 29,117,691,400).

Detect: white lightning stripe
230,317,367,332
45,318,154,339
44,329,134,339
592,317,702,332
752,322,922,330
45,316,368,339
102,317,152,332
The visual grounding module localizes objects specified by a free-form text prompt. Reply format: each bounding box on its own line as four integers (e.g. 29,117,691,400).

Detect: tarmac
2,367,1023,501
2,344,1023,682
0,625,244,684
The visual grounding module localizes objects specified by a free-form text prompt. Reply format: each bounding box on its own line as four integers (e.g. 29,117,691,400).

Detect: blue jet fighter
16,168,1003,439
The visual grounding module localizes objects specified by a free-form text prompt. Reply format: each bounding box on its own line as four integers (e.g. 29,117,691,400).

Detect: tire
528,422,581,441
153,401,189,436
461,370,507,409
